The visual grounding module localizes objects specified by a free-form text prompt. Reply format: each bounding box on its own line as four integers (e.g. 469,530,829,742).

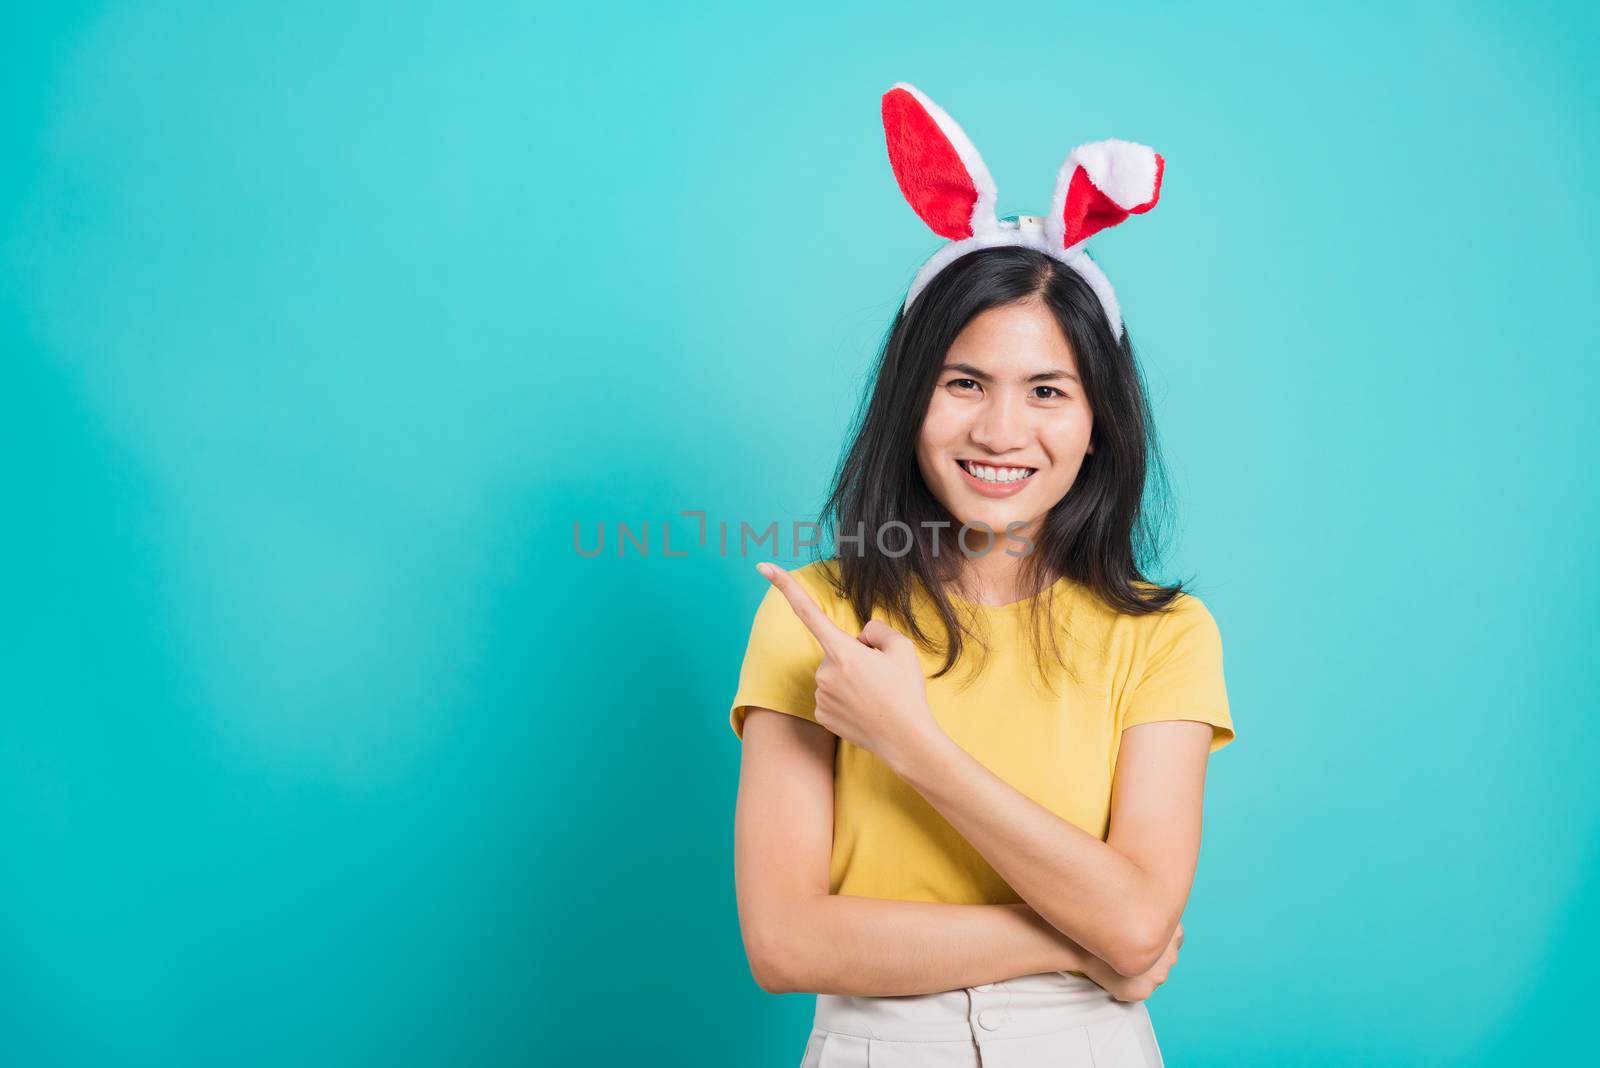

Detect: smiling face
915,299,1095,550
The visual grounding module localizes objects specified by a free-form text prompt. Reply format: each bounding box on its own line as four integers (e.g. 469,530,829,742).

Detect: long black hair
809,243,1191,685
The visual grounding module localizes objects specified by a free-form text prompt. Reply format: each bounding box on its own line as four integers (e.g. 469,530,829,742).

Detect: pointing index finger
756,562,854,659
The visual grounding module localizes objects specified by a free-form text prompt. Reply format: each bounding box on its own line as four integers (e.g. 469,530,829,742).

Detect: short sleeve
727,582,826,740
1119,594,1236,754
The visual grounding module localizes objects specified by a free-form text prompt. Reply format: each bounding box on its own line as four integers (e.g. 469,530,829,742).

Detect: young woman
727,85,1235,1068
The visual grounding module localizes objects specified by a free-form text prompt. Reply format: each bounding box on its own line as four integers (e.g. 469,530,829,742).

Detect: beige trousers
798,970,1165,1067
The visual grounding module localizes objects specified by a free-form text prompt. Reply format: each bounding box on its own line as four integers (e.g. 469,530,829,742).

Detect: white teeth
961,461,1034,484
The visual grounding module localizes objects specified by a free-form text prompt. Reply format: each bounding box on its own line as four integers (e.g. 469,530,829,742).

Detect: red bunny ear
1046,139,1163,250
881,83,998,240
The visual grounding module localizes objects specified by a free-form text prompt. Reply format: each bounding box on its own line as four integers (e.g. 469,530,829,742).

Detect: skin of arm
747,560,1215,981
735,708,1118,996
887,716,1215,977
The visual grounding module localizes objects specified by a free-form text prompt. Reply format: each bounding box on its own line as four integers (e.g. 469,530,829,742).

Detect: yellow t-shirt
727,559,1235,906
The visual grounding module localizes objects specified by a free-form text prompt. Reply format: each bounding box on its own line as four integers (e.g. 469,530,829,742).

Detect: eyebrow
941,362,1080,385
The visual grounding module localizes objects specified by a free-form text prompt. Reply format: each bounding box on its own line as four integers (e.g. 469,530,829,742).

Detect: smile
956,459,1037,497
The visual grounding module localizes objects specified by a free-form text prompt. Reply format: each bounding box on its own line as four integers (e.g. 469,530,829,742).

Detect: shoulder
749,559,854,635
773,559,851,615
1126,582,1215,619
791,558,843,596
1108,585,1223,652
1155,589,1217,624
1136,590,1224,666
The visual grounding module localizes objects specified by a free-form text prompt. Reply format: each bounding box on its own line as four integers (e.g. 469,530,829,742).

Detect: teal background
5,1,1597,1064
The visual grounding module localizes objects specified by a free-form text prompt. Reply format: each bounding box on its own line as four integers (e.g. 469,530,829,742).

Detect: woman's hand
757,562,941,772
1077,921,1183,1003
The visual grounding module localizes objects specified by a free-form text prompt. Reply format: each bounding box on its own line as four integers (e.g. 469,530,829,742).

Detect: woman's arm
886,718,1214,978
735,708,1110,996
772,896,1095,997
747,562,1217,981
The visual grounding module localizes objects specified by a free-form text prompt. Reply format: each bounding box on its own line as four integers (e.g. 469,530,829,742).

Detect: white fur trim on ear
1060,248,1122,341
888,82,1001,238
1071,140,1159,209
1045,139,1160,254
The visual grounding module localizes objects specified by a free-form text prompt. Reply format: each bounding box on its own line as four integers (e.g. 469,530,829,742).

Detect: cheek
918,402,964,452
1042,411,1094,464
1064,404,1095,450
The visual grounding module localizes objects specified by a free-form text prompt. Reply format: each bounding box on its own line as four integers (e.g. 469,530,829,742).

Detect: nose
969,391,1031,453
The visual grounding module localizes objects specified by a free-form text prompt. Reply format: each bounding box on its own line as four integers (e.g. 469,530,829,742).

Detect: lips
958,459,1036,482
955,459,1036,498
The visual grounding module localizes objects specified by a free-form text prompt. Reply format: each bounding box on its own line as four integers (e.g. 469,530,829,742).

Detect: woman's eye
944,379,1067,398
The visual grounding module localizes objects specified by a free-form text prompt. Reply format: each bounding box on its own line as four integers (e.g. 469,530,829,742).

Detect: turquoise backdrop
5,2,1598,1064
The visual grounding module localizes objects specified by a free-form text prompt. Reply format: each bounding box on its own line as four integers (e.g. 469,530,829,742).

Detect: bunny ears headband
882,82,1164,342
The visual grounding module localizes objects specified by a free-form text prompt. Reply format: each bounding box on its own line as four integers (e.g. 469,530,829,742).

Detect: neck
952,545,1042,607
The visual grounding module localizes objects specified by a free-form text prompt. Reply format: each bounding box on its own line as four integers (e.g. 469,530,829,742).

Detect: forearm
768,895,1096,996
890,729,1161,975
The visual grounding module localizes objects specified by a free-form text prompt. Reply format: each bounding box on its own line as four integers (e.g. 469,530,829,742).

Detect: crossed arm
733,706,1213,997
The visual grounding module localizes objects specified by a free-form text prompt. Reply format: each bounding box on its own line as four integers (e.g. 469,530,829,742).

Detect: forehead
945,301,1078,374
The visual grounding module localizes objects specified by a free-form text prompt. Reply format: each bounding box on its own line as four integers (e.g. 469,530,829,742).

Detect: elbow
749,951,793,994
741,893,827,994
1106,942,1161,979
1104,915,1173,978
745,927,802,995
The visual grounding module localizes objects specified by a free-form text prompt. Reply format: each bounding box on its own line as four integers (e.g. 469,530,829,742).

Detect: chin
948,501,1023,539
